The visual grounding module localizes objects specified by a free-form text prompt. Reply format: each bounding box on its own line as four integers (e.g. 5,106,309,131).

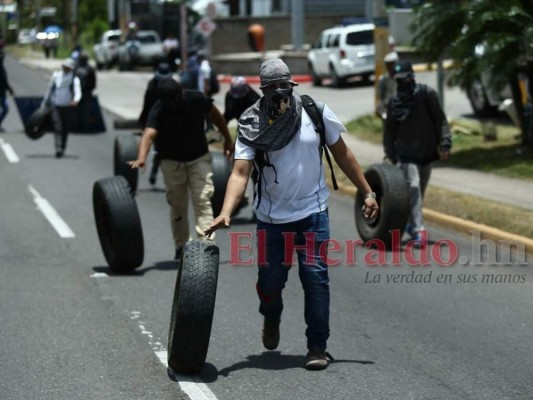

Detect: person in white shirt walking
43,58,81,158
205,59,379,371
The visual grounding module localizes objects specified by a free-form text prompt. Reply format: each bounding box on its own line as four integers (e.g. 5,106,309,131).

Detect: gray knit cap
259,58,298,89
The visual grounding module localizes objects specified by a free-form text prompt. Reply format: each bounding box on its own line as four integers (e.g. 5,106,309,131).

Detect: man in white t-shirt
205,59,379,371
162,33,179,72
197,52,211,96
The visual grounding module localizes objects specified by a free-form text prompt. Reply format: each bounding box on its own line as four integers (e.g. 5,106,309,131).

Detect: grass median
335,114,533,238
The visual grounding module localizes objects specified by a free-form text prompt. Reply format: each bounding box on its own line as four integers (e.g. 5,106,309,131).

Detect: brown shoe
305,350,333,371
262,319,280,350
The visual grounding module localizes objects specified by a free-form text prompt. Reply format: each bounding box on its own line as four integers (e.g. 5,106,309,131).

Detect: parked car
465,45,513,117
17,28,36,45
307,23,375,87
466,76,512,117
93,29,122,70
117,30,165,71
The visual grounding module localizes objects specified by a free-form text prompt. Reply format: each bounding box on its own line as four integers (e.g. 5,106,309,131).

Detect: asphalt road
1,56,532,400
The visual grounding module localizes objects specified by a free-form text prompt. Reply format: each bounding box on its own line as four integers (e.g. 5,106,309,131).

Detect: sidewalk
15,54,533,250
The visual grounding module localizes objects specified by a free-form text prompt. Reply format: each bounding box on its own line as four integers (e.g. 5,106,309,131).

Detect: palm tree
410,0,533,147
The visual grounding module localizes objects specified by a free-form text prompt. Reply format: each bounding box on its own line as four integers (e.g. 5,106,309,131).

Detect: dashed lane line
28,185,76,239
0,138,20,163
130,311,219,400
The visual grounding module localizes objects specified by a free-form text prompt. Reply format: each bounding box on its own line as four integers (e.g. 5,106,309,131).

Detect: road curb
335,181,533,255
423,209,533,255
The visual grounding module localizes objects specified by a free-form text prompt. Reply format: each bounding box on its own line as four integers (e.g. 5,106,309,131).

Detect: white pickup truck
93,29,122,70
117,30,165,71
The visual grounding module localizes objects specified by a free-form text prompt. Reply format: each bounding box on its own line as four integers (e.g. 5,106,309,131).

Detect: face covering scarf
238,90,303,152
390,79,418,121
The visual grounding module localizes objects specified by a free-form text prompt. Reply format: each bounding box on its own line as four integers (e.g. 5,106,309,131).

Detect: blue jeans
256,210,330,351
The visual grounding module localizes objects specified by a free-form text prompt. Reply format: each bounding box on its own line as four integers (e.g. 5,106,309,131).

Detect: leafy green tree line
411,0,533,147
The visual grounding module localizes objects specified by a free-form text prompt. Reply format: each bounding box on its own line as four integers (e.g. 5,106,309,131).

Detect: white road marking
130,311,219,400
0,138,20,163
90,272,109,278
28,185,76,239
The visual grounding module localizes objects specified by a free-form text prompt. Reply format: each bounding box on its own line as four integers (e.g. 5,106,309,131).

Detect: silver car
93,29,122,70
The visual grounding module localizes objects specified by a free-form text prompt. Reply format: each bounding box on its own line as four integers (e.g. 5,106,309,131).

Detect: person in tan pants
128,78,233,259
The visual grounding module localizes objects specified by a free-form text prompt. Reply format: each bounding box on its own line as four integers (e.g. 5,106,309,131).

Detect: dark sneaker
174,247,182,261
262,318,280,350
149,174,156,185
55,150,63,159
305,350,333,371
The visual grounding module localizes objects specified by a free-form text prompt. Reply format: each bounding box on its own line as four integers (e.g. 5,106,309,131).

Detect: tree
410,0,533,147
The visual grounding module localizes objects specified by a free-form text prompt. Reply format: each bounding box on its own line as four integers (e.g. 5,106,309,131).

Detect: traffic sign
195,17,216,37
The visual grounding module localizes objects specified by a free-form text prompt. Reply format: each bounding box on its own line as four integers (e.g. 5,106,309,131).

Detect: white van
307,23,375,87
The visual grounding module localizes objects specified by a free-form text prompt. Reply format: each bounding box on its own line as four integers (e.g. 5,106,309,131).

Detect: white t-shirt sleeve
322,103,346,145
234,137,256,160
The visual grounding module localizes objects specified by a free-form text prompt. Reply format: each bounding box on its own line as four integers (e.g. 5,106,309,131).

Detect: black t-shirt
146,90,213,162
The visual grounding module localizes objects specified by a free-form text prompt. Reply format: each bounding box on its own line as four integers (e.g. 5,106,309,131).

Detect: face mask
264,87,293,118
396,78,415,96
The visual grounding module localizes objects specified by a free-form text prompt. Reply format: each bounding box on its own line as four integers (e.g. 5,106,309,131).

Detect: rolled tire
114,134,139,193
93,176,144,273
168,240,219,374
25,106,52,140
355,163,410,248
210,152,231,216
113,119,141,130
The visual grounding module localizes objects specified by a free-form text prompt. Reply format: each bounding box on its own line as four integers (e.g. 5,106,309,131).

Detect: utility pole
367,0,390,112
179,1,187,69
71,0,78,47
291,0,303,51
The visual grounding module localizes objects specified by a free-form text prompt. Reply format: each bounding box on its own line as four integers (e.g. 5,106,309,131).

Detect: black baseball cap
393,60,414,79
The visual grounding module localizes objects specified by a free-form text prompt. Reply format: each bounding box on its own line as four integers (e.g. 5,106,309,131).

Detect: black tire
309,63,321,86
114,134,139,193
168,240,219,374
93,176,144,273
467,80,498,117
330,64,344,88
113,119,141,130
25,106,52,140
355,163,410,248
210,152,231,216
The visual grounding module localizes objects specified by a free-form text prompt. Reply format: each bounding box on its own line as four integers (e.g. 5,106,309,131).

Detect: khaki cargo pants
160,153,215,249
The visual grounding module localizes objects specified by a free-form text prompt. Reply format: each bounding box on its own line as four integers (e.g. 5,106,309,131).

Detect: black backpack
253,94,338,208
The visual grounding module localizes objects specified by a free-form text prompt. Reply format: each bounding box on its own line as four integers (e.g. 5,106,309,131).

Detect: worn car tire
330,64,344,88
25,106,52,140
114,134,139,193
93,176,144,273
355,163,410,248
113,119,141,130
168,240,219,374
309,63,322,86
210,152,231,216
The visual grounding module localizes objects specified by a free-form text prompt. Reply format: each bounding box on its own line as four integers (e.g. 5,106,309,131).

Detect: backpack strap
300,94,338,190
252,149,279,209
